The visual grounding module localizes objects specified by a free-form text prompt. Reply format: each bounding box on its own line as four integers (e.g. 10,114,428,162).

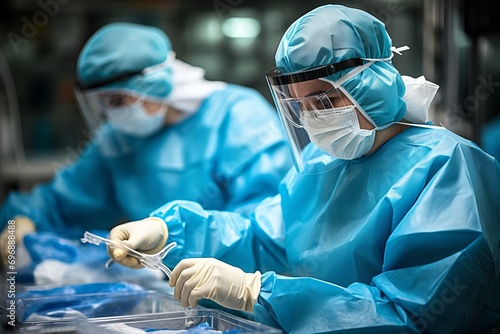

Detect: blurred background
1,0,500,202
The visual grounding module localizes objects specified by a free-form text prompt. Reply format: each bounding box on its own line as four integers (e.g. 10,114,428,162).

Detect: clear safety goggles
84,89,147,120
73,52,175,132
276,84,352,128
87,91,146,109
74,88,151,133
265,58,363,173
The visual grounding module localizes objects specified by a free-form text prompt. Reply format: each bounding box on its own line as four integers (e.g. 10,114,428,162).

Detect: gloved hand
108,217,168,269
169,258,261,312
0,216,36,267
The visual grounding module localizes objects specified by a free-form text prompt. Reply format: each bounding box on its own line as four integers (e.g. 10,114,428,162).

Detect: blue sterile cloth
13,230,111,284
17,282,146,322
24,230,109,265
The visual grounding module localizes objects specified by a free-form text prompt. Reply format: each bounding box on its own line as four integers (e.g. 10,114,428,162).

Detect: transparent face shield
82,89,146,123
73,52,175,132
265,58,363,173
73,80,153,134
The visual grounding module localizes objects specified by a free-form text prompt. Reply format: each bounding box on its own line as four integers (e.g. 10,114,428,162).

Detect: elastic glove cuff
244,271,262,312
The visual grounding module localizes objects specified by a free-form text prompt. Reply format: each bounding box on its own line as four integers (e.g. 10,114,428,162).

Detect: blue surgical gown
0,85,292,232
151,127,500,333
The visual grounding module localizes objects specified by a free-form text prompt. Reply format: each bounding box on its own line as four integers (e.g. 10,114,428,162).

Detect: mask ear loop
336,85,377,128
395,121,447,130
317,86,338,107
287,86,343,126
320,85,351,110
289,86,338,126
319,64,378,128
317,45,411,128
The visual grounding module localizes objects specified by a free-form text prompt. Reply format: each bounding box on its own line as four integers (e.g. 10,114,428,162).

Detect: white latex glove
108,217,168,269
0,216,36,267
169,258,261,312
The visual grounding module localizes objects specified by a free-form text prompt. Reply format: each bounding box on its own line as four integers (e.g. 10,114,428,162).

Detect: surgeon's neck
164,106,185,125
367,123,409,154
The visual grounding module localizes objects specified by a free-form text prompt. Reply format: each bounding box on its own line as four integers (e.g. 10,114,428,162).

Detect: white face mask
104,102,167,137
301,105,376,160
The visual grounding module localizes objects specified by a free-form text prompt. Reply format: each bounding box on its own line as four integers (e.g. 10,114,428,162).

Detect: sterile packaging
16,283,183,325
20,308,283,333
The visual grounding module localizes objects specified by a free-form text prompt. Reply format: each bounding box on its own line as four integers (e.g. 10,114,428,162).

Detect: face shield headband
266,58,366,173
266,46,409,173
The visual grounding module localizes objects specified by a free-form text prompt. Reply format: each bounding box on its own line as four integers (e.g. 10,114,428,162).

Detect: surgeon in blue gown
108,6,500,333
0,23,292,264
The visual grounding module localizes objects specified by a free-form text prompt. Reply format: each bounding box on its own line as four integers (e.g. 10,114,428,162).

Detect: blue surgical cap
275,5,406,127
77,23,173,99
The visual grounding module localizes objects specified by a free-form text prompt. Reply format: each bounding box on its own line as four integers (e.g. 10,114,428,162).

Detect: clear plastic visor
87,90,145,109
73,86,149,132
73,51,175,132
266,70,354,174
274,81,350,128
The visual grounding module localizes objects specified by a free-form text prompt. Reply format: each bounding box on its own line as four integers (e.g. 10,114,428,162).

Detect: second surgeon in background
0,23,292,261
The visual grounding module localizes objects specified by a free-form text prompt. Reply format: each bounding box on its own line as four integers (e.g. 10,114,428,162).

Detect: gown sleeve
150,195,289,275
212,87,293,215
0,141,122,232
